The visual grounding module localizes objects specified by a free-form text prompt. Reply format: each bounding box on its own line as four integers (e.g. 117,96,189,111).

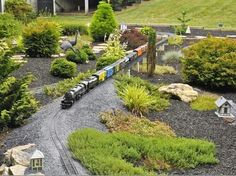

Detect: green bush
68,128,218,175
5,0,37,24
182,37,236,89
66,50,77,63
190,93,218,111
82,44,96,60
161,51,183,64
44,70,94,97
140,26,153,36
61,24,88,36
0,13,22,39
50,58,77,78
168,35,183,46
66,49,88,64
23,19,61,58
115,75,170,112
96,55,117,70
90,1,117,42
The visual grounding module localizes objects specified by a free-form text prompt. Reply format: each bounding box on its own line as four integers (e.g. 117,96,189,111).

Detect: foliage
23,19,61,58
0,13,22,39
115,74,170,113
140,26,153,36
66,49,88,64
147,28,156,77
82,44,96,60
181,37,236,89
137,64,177,75
168,35,183,46
5,0,37,24
0,43,38,130
120,28,147,50
89,1,117,42
61,24,88,36
174,11,191,35
96,30,126,69
68,128,218,175
161,50,183,64
50,58,77,78
44,70,94,97
190,93,218,111
100,110,176,137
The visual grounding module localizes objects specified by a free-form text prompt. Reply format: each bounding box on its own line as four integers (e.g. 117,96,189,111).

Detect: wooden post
127,69,131,77
53,0,56,15
137,62,140,72
85,0,89,14
0,0,4,14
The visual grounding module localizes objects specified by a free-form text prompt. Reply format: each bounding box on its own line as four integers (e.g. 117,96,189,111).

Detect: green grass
190,93,218,111
51,0,236,28
68,128,218,175
133,64,177,75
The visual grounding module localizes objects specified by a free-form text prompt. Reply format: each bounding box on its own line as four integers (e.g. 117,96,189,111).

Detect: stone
9,165,27,175
11,149,30,166
3,166,9,175
28,172,45,176
0,164,6,175
159,83,198,103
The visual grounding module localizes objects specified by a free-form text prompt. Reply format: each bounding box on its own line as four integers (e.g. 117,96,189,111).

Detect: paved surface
3,79,124,175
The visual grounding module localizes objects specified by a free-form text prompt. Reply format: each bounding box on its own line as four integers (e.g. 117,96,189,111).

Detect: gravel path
2,79,124,175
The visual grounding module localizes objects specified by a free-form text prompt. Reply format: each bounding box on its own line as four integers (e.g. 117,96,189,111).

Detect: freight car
61,43,148,109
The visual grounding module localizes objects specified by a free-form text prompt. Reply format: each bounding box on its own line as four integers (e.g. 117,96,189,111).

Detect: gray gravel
2,79,124,175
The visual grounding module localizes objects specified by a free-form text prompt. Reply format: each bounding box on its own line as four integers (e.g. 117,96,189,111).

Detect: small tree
147,28,156,77
90,1,117,42
175,11,191,35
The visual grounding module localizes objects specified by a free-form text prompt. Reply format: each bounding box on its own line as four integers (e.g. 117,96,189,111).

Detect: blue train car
104,65,114,78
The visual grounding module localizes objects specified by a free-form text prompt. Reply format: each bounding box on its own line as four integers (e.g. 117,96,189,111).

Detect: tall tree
147,28,156,77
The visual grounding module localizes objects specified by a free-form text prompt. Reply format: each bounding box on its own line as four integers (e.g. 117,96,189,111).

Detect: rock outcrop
9,165,27,175
159,83,198,103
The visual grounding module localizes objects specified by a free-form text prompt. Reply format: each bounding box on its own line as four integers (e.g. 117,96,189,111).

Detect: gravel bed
12,57,96,88
1,79,124,175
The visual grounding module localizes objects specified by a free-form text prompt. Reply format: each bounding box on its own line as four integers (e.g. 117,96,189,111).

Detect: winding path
4,79,124,175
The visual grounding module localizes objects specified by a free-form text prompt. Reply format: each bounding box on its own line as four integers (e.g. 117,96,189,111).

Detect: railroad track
50,110,79,175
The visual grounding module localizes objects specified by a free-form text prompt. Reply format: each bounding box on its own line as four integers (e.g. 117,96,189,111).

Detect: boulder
0,164,6,175
11,149,30,166
9,165,27,175
3,166,9,175
159,83,198,103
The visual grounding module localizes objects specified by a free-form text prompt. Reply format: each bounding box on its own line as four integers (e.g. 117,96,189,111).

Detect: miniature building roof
31,150,44,159
215,96,228,107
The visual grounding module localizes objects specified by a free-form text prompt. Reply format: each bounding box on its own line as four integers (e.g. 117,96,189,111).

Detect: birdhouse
215,96,236,118
30,150,44,171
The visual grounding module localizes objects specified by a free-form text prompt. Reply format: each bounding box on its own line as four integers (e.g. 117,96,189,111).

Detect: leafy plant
181,37,236,89
140,26,153,36
50,58,77,78
136,64,177,75
0,13,22,39
175,11,191,35
120,28,147,50
66,49,88,64
23,19,61,58
68,128,218,175
61,24,88,36
89,1,117,41
190,93,218,111
161,50,183,64
100,110,176,137
168,35,183,46
82,44,96,60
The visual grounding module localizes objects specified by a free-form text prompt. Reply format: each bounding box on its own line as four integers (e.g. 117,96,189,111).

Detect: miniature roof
215,96,228,107
31,150,44,159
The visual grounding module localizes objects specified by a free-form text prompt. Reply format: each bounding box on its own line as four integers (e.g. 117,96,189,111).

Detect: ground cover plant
44,70,94,97
68,128,218,175
115,74,170,114
181,37,236,89
190,93,218,111
135,64,177,75
23,19,61,58
100,110,175,137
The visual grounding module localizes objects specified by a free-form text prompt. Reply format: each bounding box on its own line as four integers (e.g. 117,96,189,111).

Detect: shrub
137,64,177,75
50,58,77,78
96,55,117,70
68,128,218,175
61,24,88,36
23,19,61,58
120,28,147,50
140,26,153,36
190,93,218,111
44,70,94,97
66,49,88,64
89,2,117,42
0,13,21,39
181,37,236,89
168,35,183,46
100,110,176,137
175,11,191,35
161,51,183,64
115,75,170,112
82,44,96,60
5,0,37,24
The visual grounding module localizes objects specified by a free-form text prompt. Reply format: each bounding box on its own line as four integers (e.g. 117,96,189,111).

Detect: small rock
9,165,27,175
159,83,198,103
0,164,6,175
59,53,65,57
11,149,30,166
3,166,9,175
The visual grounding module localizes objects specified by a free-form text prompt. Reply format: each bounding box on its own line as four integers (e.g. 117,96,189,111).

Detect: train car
140,43,148,53
127,51,138,61
87,76,98,89
92,70,106,83
111,60,122,73
134,47,143,57
104,65,114,78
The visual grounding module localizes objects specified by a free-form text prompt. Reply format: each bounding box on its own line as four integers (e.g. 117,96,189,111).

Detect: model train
61,43,148,109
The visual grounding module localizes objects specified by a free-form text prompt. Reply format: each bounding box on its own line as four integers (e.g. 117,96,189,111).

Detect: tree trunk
147,29,156,77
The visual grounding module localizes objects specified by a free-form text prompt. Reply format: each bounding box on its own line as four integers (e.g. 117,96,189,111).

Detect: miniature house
30,150,44,171
215,96,236,118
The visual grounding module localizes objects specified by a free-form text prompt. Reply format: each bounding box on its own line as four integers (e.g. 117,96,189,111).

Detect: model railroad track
50,110,79,175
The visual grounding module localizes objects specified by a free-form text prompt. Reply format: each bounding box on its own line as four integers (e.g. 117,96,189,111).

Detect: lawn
52,0,236,29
